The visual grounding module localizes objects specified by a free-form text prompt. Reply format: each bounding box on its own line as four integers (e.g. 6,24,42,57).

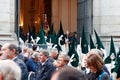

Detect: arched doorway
15,0,78,38
19,0,51,34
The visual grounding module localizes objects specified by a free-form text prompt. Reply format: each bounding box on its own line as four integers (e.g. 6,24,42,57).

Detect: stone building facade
0,0,120,51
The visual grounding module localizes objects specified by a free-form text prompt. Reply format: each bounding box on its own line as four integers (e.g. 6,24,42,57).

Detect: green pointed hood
89,34,96,49
94,29,104,49
37,24,46,44
81,27,89,54
104,36,116,64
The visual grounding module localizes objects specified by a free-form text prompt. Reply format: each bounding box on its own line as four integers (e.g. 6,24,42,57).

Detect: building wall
52,0,77,33
93,0,120,36
0,0,17,44
1,0,120,48
0,0,15,33
0,0,77,44
20,0,45,34
93,0,120,52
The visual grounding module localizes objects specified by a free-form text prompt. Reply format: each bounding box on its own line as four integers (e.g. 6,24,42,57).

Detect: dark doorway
77,0,93,43
16,0,52,35
44,0,52,27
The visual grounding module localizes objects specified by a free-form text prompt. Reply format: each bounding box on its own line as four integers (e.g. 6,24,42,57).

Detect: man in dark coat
36,50,55,80
26,52,39,72
1,43,29,80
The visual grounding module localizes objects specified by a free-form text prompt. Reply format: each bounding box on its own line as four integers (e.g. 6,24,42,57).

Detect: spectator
85,51,110,80
49,48,59,63
17,46,26,62
89,49,110,75
51,66,87,80
1,43,28,80
0,60,21,80
54,54,70,69
36,49,55,80
23,47,29,57
22,47,30,62
26,52,39,72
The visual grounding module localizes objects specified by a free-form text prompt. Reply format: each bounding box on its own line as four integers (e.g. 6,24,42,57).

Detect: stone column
0,0,17,45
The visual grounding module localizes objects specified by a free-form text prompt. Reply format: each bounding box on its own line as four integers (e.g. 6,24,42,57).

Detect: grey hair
0,60,21,80
89,49,104,58
58,54,70,62
41,49,49,57
8,43,18,55
31,52,39,58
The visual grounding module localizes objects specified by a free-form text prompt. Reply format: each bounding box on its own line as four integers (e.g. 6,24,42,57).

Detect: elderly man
36,49,55,80
1,43,28,80
53,54,70,69
0,60,21,80
26,52,39,72
49,48,59,63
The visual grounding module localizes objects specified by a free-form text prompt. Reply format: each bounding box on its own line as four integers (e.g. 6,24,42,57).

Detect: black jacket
87,69,110,80
36,59,55,80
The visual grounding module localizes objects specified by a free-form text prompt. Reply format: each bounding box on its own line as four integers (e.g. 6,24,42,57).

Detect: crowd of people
0,42,118,80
